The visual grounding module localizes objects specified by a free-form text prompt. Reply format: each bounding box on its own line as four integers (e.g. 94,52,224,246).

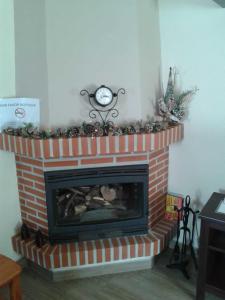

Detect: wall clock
94,85,113,107
80,85,125,134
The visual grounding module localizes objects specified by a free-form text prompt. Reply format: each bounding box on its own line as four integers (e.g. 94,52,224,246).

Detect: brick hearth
12,218,175,270
0,124,183,271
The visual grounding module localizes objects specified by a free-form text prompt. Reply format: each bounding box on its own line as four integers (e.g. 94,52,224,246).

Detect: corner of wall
0,0,21,260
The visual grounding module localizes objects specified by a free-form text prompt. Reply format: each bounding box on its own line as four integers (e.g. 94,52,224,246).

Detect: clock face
95,86,113,106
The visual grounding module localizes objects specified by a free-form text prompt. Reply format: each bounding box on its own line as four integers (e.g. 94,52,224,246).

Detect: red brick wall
148,147,169,228
16,156,48,234
8,125,185,234
15,149,168,233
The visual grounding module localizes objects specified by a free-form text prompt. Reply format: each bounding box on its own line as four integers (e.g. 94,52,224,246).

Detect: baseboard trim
52,256,155,281
27,256,155,282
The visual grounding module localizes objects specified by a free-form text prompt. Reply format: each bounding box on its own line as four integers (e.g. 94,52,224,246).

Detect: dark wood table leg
9,275,22,300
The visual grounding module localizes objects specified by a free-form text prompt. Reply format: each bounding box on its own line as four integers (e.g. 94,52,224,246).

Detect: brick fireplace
0,124,183,276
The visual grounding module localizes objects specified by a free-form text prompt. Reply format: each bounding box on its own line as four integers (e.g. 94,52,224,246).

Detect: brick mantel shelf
0,124,183,159
0,124,183,274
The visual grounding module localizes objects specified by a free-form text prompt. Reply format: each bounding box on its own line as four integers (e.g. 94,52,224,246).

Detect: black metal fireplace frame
45,164,149,244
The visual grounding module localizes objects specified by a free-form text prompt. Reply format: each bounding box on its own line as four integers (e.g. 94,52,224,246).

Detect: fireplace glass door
45,165,148,243
56,182,142,225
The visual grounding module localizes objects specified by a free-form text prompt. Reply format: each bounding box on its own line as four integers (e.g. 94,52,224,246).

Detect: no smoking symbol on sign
15,107,25,119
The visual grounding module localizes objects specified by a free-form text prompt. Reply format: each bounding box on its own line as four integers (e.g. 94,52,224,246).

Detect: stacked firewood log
57,185,128,218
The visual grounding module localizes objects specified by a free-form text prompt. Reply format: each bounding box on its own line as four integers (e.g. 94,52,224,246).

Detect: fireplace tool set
167,195,199,279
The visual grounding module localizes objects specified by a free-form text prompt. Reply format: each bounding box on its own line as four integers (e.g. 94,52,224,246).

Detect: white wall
137,0,162,119
0,0,21,260
14,0,49,126
13,0,161,127
159,0,225,209
45,0,161,126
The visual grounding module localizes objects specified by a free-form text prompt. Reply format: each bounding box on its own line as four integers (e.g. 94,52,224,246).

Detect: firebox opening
45,164,148,243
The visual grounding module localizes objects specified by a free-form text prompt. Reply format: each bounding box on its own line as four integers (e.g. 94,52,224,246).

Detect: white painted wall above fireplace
14,0,161,127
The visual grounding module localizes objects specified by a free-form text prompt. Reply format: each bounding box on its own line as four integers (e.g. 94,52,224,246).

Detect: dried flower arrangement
157,67,198,123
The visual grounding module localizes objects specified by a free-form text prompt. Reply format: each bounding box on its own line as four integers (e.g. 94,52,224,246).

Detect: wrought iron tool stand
167,195,199,279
